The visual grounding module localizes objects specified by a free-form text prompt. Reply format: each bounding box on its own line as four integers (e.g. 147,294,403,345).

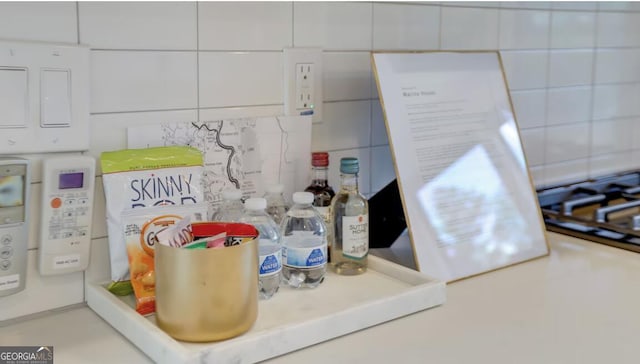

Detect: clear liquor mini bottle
330,157,368,275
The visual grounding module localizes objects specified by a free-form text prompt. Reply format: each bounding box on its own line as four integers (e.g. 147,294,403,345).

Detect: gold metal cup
155,236,258,342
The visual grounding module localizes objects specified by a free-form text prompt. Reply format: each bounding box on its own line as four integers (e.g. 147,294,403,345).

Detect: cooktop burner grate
537,171,640,253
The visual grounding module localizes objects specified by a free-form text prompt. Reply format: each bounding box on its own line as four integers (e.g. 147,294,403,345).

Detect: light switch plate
0,67,28,128
284,48,323,123
41,69,72,127
0,40,90,154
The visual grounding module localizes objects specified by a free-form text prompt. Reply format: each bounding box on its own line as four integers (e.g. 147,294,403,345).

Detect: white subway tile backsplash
323,52,372,102
312,101,371,152
595,49,640,84
198,2,292,51
199,52,282,108
199,105,284,121
548,50,593,87
520,128,545,166
85,237,111,284
294,2,372,50
371,145,397,194
633,151,640,170
591,118,633,155
632,117,640,148
0,2,77,43
92,177,107,239
499,9,550,50
545,122,590,163
596,12,640,48
0,250,84,321
79,2,197,50
441,7,499,50
593,83,640,120
500,50,548,90
547,86,592,125
550,12,596,49
500,2,552,10
510,89,547,129
27,183,40,250
544,159,589,186
442,2,501,8
590,151,635,178
551,2,598,11
373,3,440,50
528,165,545,187
598,2,640,11
90,51,198,113
371,100,389,146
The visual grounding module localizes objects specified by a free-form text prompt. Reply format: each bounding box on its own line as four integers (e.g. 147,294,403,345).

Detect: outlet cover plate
284,47,323,123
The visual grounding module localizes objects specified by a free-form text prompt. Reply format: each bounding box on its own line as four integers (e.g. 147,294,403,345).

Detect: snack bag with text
101,146,205,295
122,203,207,315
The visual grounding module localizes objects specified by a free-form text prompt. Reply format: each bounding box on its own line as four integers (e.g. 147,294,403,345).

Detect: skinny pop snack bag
101,146,205,294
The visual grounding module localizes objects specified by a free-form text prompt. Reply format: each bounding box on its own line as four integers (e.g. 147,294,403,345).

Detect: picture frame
371,51,550,282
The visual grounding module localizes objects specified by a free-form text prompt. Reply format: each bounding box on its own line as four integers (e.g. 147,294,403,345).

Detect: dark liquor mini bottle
304,152,335,260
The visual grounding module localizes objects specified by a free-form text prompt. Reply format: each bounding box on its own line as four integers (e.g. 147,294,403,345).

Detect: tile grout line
369,1,375,192
291,1,295,47
75,2,81,45
587,8,601,178
196,2,201,123
75,0,85,301
541,7,553,185
437,3,443,50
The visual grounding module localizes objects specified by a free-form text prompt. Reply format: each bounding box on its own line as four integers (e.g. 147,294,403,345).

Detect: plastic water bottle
264,184,288,225
280,192,327,289
211,189,244,222
239,198,282,299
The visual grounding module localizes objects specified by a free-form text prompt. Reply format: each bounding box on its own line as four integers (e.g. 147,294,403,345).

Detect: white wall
1,1,639,320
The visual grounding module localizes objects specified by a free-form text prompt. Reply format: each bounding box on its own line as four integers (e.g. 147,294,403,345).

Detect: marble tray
86,255,446,364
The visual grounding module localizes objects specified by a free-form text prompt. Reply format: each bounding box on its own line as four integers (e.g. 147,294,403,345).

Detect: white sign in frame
372,51,549,282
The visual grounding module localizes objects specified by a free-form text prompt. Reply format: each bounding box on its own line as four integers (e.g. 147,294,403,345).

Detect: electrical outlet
295,63,314,110
284,48,323,123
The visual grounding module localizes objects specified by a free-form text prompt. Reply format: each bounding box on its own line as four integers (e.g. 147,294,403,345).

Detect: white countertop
2,232,640,364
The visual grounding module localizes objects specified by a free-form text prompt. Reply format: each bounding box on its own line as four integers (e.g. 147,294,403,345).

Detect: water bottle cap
340,157,359,174
265,184,284,194
311,152,329,167
222,189,242,200
245,197,267,211
292,191,314,204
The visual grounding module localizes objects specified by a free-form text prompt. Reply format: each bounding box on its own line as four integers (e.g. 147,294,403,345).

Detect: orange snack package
121,204,207,315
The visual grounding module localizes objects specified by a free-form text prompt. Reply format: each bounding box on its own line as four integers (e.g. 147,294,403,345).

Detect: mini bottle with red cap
304,152,335,259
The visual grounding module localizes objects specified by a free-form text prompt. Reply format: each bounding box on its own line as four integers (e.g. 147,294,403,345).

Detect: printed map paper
127,116,312,208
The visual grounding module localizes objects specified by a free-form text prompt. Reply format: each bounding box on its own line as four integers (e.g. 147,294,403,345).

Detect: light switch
41,69,71,127
0,68,28,128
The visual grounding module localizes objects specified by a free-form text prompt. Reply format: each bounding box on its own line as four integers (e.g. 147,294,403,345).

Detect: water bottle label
342,214,369,259
259,251,282,276
283,235,326,268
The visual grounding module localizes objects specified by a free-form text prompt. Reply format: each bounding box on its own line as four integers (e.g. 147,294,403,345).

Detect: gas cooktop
537,171,640,253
